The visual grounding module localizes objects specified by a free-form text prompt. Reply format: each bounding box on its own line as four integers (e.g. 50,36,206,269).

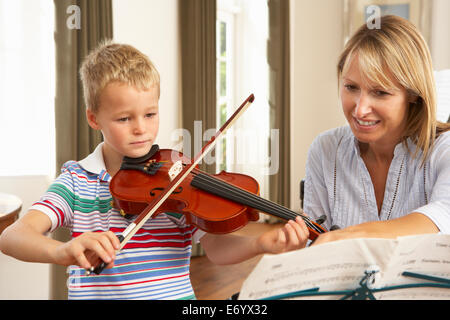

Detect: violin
86,94,327,275
110,145,260,234
110,145,326,240
110,145,327,238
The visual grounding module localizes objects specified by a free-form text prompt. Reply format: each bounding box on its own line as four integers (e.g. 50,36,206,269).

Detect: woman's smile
353,117,381,131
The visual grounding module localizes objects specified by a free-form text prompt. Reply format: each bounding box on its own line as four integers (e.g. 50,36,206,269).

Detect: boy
0,42,309,299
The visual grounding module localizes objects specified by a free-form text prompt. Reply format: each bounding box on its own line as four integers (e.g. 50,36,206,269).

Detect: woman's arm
311,212,439,246
200,217,309,265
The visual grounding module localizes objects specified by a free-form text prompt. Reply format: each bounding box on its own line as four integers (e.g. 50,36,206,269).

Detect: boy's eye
145,113,156,118
117,117,130,122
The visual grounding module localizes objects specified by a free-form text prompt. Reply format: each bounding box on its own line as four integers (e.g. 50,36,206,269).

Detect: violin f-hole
149,186,183,197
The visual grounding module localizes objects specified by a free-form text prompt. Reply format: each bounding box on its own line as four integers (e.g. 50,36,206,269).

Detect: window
0,0,55,176
216,9,235,172
216,0,270,198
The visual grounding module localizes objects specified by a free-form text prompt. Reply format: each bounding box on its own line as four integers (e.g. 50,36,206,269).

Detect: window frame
216,9,236,172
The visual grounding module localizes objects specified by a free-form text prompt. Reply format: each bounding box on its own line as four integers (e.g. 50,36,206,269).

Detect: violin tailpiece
121,162,163,175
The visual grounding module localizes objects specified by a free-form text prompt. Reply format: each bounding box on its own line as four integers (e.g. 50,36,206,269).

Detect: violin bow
87,94,255,275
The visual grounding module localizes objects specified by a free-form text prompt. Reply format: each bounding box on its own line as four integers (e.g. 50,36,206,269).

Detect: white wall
0,176,52,299
113,0,181,149
431,0,450,70
289,0,347,212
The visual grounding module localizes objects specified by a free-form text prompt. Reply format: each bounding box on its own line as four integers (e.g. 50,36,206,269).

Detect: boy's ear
86,108,100,130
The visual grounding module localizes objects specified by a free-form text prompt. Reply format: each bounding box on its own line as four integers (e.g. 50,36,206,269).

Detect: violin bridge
168,160,183,181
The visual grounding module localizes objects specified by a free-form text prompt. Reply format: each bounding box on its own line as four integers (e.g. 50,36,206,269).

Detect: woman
304,15,450,245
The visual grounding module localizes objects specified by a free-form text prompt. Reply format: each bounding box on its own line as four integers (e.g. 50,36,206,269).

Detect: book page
238,234,450,300
238,237,397,300
374,234,450,299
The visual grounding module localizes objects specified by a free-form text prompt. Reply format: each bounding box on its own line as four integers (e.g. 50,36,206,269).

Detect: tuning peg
315,215,327,225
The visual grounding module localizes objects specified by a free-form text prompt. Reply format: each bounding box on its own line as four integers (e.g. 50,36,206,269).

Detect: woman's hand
256,216,309,254
51,231,121,270
311,225,367,246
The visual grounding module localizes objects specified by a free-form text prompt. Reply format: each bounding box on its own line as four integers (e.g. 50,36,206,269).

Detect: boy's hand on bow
52,231,121,270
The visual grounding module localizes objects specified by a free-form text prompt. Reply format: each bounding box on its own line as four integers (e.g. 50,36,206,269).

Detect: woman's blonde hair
80,40,160,113
337,15,450,165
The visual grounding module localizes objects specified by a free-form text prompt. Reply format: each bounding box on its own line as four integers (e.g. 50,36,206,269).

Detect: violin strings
191,173,323,234
190,173,292,219
176,164,323,234
192,173,321,233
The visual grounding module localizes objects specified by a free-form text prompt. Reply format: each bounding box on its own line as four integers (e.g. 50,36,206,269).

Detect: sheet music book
435,69,450,123
238,234,450,300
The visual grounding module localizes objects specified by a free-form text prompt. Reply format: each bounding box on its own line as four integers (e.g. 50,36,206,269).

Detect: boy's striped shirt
30,143,203,300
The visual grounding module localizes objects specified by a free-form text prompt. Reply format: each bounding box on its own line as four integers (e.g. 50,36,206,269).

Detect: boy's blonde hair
80,40,160,113
337,15,450,165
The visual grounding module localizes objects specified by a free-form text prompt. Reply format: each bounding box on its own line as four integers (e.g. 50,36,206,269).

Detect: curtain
179,0,217,174
179,0,217,256
51,0,112,300
267,0,291,220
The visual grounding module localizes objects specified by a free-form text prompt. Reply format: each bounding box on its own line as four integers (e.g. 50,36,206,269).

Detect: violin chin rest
122,144,160,164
